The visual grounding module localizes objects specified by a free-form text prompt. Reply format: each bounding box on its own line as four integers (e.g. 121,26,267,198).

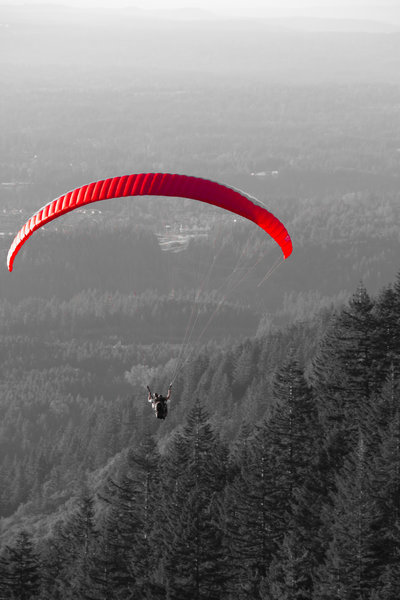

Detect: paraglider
7,173,293,420
7,173,292,272
147,384,172,420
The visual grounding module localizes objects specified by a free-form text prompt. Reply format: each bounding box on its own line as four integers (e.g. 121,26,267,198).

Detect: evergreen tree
56,488,98,599
266,357,323,599
311,284,379,493
225,422,277,600
39,522,71,600
315,435,379,600
84,513,126,600
226,357,323,599
95,434,162,599
0,548,11,600
374,283,400,382
268,529,314,600
371,382,400,598
161,399,229,600
269,356,321,502
4,530,41,600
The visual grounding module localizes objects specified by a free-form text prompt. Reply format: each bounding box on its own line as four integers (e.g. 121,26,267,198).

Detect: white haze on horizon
4,0,400,24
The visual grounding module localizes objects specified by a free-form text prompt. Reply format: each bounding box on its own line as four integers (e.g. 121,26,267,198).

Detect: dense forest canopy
1,275,400,598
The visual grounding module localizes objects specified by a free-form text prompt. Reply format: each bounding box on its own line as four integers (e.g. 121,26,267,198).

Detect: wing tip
282,234,293,260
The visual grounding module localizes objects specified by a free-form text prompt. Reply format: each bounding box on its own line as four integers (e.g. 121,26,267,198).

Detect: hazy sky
10,0,400,21
133,0,398,19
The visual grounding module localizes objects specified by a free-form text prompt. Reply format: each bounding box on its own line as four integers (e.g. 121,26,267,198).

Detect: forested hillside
1,274,400,598
0,284,320,520
1,5,400,597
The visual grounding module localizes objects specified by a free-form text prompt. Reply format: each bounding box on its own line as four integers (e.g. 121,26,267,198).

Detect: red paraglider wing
7,173,292,271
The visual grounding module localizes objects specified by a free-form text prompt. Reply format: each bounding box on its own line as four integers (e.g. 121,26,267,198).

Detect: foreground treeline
1,275,400,598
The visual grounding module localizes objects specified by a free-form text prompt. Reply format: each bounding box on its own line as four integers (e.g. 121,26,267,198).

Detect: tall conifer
374,283,400,381
315,435,378,599
225,421,277,600
56,488,98,599
3,530,41,600
371,382,400,598
311,284,378,493
268,357,323,598
96,434,162,598
161,399,229,600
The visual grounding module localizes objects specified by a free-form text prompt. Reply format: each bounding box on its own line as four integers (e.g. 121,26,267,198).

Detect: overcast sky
7,0,400,22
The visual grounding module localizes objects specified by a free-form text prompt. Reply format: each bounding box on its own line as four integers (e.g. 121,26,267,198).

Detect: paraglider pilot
147,384,172,420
